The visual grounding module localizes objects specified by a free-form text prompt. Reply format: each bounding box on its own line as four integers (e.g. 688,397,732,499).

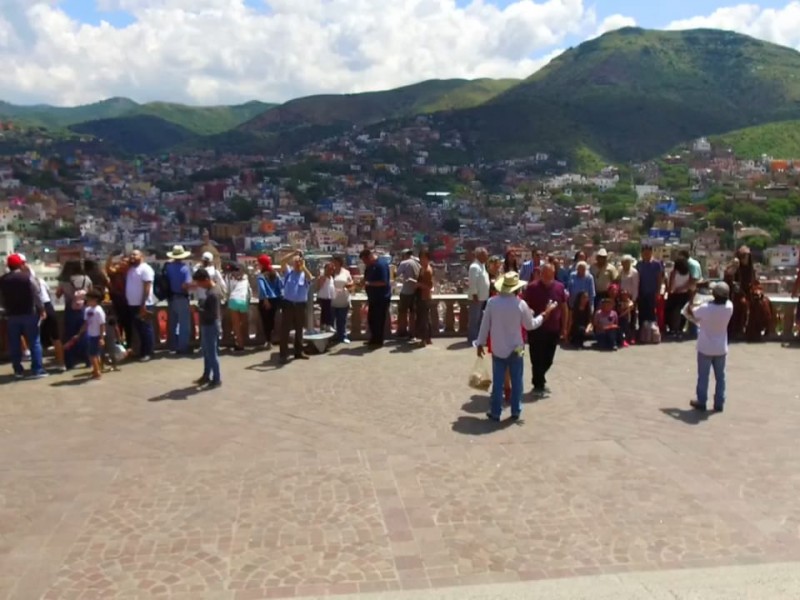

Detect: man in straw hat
164,244,194,355
687,281,733,414
476,272,557,422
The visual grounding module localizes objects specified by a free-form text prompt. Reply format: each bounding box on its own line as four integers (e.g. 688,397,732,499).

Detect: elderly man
567,261,595,309
467,247,490,344
395,249,420,339
279,251,313,363
522,262,568,396
476,272,556,421
590,248,618,309
361,248,391,348
0,254,47,379
164,244,193,355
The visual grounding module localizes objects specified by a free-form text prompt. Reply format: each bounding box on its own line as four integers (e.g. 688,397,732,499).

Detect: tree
228,196,257,221
441,217,461,234
621,241,642,257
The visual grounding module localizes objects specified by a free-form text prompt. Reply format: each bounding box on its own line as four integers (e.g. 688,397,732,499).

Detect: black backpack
152,263,172,302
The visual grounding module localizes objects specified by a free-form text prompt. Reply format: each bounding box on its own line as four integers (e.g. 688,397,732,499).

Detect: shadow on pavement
660,407,714,425
50,374,95,387
446,340,472,351
451,415,519,435
147,385,209,402
462,394,489,414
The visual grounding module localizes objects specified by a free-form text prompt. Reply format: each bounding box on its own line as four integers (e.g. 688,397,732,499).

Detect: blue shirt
257,272,283,300
556,267,571,286
519,260,534,282
568,272,595,308
365,261,391,301
637,260,664,295
283,269,310,303
165,261,191,296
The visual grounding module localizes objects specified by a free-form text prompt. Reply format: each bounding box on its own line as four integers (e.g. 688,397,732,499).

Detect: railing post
444,299,456,335
457,299,470,336
780,302,795,342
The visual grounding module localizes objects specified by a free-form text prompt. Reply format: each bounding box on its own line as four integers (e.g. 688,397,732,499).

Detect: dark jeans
132,305,155,358
258,298,281,344
415,295,432,342
397,293,416,336
528,329,560,390
318,298,333,328
63,306,88,369
7,314,45,375
200,322,221,383
665,292,690,334
368,296,390,344
618,315,632,345
570,326,588,348
333,306,349,342
280,301,306,358
595,330,617,349
111,295,132,346
638,293,657,323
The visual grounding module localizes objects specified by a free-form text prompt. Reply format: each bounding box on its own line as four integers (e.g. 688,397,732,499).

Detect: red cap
257,254,272,269
6,253,24,270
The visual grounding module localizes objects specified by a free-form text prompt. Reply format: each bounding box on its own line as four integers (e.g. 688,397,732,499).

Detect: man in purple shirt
636,244,664,325
522,263,568,395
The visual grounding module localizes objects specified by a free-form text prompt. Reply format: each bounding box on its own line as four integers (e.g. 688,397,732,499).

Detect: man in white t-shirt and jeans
126,249,156,362
687,282,734,413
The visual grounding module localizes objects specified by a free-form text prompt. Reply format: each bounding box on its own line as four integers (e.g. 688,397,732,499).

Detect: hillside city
1,116,799,296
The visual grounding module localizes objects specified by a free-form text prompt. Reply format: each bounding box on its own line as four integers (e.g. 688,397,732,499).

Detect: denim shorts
87,336,102,357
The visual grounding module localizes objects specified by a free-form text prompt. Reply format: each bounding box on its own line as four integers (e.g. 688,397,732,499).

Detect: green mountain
69,115,196,155
443,27,800,162
0,98,275,135
239,78,518,134
712,121,800,159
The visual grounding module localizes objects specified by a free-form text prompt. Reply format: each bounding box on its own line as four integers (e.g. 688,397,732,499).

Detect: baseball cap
202,251,213,261
6,253,24,270
257,254,272,269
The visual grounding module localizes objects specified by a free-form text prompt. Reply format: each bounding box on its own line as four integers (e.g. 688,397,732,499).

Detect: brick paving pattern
1,340,799,599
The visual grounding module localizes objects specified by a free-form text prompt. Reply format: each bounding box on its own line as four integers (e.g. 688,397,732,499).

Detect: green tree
621,241,642,257
229,196,257,221
441,217,461,234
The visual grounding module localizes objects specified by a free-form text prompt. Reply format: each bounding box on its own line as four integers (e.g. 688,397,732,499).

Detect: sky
1,0,800,106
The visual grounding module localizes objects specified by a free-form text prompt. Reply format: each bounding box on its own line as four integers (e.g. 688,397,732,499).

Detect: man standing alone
522,263,567,395
396,249,420,339
467,247,490,344
361,249,391,347
688,282,733,413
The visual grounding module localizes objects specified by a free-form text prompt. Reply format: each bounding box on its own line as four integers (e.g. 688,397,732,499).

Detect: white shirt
125,262,155,306
332,268,353,308
476,294,545,359
194,264,227,300
619,268,639,301
693,300,734,357
228,276,251,302
317,275,335,300
467,260,490,302
84,305,106,338
37,277,51,304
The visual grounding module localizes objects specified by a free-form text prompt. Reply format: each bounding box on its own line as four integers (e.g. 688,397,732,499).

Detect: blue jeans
168,295,191,353
696,352,726,409
490,352,524,418
7,314,45,375
595,330,617,349
333,306,349,341
467,300,485,343
132,305,155,358
63,307,87,369
200,322,221,382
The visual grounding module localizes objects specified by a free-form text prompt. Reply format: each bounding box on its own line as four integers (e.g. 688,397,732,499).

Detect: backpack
71,276,89,310
153,263,172,302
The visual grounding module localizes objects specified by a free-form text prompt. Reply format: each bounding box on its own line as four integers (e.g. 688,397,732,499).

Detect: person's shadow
660,407,714,425
147,385,209,402
462,395,488,414
451,415,520,435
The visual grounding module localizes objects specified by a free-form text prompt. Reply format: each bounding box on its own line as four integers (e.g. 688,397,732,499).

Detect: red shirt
522,279,567,334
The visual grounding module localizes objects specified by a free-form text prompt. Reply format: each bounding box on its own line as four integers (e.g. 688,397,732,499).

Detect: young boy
593,296,619,351
67,290,106,379
192,268,222,388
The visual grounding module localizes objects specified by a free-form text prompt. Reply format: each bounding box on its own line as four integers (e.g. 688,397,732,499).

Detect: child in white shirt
68,290,107,380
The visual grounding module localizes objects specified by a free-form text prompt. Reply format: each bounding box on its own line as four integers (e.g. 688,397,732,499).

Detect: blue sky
60,0,789,29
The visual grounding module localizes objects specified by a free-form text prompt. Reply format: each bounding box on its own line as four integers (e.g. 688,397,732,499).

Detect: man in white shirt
688,282,734,413
125,249,156,362
466,247,490,344
476,272,556,422
194,251,227,301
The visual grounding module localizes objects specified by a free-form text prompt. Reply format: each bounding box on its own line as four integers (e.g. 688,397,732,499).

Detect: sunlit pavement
2,340,799,599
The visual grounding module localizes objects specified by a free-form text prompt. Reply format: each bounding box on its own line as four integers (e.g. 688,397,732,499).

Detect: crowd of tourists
0,242,761,421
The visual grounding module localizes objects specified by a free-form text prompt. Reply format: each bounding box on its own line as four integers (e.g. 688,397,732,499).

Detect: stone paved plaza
1,339,800,600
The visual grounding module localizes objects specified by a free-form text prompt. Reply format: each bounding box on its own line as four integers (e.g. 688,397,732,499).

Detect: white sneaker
342,337,351,344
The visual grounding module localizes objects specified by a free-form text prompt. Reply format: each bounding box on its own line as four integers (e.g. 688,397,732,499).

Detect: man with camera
279,250,313,363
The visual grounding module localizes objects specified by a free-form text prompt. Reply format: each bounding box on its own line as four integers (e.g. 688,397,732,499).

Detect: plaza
1,340,800,599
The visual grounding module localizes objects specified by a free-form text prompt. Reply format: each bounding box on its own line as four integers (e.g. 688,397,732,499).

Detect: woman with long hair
225,264,251,351
415,249,434,346
503,250,520,275
56,259,93,370
256,255,282,350
665,257,691,337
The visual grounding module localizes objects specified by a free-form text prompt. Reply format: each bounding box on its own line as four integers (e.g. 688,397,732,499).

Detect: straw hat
494,271,527,294
166,244,191,260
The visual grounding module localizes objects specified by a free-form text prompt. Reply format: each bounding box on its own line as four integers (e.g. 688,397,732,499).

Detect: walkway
1,340,799,599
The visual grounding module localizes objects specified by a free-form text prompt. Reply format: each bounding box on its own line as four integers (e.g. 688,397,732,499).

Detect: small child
67,290,106,379
593,296,619,351
616,289,635,348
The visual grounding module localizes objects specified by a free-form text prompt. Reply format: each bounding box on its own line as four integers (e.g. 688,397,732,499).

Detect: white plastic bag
468,357,492,391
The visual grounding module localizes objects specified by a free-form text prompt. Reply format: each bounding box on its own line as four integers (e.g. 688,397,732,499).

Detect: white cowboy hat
596,248,608,257
494,271,527,294
166,244,191,260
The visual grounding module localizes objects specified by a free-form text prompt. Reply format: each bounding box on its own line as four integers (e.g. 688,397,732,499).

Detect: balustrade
1,294,798,361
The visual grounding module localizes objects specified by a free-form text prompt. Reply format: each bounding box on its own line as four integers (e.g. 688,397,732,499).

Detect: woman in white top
665,257,692,337
225,265,252,351
331,256,354,343
316,262,336,332
56,260,93,370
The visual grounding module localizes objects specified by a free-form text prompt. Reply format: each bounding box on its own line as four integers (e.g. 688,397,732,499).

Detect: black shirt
0,270,43,317
199,287,221,325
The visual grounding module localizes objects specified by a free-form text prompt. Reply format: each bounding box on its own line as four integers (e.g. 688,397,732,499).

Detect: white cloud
592,14,637,39
0,0,602,106
667,1,800,50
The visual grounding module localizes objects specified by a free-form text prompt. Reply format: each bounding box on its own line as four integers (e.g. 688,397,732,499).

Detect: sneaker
13,372,24,380
56,365,67,373
139,355,152,363
342,338,351,344
485,411,500,422
29,372,49,380
195,376,209,385
207,380,222,389
622,341,630,348
690,400,707,412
